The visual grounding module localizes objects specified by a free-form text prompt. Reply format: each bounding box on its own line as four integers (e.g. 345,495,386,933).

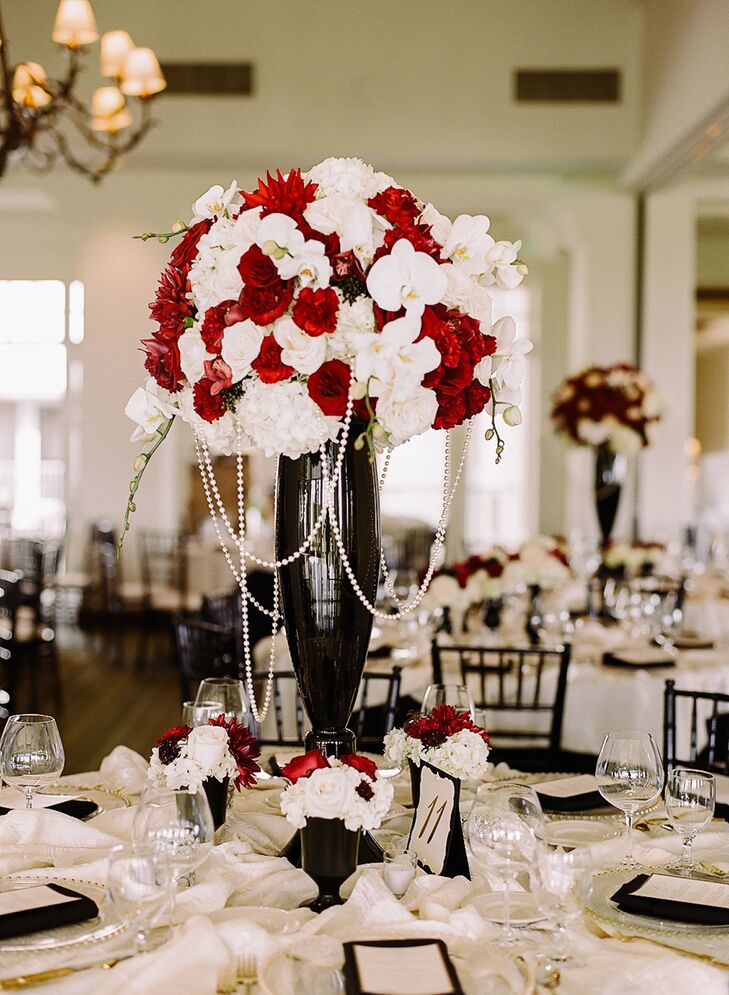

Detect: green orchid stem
487,379,506,464
133,226,189,244
117,416,175,557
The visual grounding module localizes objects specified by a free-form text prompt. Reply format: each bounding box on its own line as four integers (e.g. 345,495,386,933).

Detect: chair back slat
173,617,236,702
663,679,729,773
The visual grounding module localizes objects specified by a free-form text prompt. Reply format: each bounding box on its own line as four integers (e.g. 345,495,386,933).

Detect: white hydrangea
148,742,237,794
177,386,243,456
384,725,491,781
237,380,340,459
306,156,381,200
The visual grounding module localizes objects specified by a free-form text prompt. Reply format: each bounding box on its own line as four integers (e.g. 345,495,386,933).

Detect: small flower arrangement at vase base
150,716,260,829
279,749,394,912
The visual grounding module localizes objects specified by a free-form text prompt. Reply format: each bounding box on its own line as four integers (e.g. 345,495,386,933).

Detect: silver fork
237,953,258,994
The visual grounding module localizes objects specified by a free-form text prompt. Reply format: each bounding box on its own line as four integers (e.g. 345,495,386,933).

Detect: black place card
343,939,463,995
0,884,99,940
406,762,469,879
611,873,729,925
536,774,605,812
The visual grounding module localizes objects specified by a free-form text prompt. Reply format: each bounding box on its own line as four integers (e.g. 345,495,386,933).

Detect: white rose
179,329,207,384
377,386,438,447
209,245,244,302
273,317,326,375
221,320,264,381
303,767,355,820
187,724,229,770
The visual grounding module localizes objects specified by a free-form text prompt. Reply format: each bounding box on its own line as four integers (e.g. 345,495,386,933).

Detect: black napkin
611,873,729,926
0,799,98,820
603,651,676,669
536,789,606,813
0,884,99,941
367,645,392,659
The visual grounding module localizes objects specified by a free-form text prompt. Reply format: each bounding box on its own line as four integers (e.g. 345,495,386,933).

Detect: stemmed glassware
132,787,214,921
107,843,171,952
530,845,593,968
0,714,65,808
664,768,715,874
195,677,250,726
595,731,663,866
467,782,545,946
181,699,225,727
421,683,474,717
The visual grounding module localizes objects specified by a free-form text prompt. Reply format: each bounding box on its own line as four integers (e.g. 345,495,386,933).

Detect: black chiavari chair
173,617,237,702
0,570,21,710
663,679,729,773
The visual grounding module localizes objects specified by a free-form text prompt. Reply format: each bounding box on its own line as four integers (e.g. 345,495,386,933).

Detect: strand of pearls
327,421,473,620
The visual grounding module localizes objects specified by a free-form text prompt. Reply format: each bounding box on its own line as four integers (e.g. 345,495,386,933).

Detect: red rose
193,377,226,422
280,748,330,783
242,168,318,221
203,356,233,395
170,218,212,270
307,360,351,416
200,301,236,354
340,753,378,779
292,287,339,336
237,281,294,326
251,335,294,383
237,245,279,288
142,334,183,392
368,187,420,229
149,265,194,340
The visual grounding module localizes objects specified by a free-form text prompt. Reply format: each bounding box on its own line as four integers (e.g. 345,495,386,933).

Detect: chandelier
0,0,166,183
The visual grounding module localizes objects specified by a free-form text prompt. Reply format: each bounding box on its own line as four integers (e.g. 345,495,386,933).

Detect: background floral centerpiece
384,704,491,782
502,536,572,591
603,539,666,577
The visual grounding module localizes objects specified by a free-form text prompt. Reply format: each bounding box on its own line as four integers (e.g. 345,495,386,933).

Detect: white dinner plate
471,891,546,925
545,819,621,847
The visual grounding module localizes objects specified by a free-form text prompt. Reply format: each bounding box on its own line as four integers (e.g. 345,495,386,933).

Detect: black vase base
304,728,356,758
306,884,346,914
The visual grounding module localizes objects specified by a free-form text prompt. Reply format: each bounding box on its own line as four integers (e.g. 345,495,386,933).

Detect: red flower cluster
292,287,339,336
252,336,294,384
307,360,350,416
405,705,490,750
368,187,420,229
242,168,318,222
156,724,191,765
200,300,235,354
208,714,261,790
280,748,379,783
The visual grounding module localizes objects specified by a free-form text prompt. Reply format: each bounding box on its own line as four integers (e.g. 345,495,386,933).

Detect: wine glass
421,683,474,717
530,844,593,968
595,731,663,866
665,768,715,875
0,714,64,808
195,677,250,727
467,782,545,945
107,843,171,952
181,699,225,727
132,787,214,921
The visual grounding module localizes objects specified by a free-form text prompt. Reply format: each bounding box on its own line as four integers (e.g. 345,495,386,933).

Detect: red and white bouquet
384,705,491,780
502,536,571,591
551,363,662,455
279,749,394,832
126,157,529,458
423,550,508,612
603,539,666,575
149,716,260,793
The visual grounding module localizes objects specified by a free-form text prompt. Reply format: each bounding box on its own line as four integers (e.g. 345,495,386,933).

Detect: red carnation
237,245,280,288
464,380,492,419
142,334,184,393
237,281,294,326
251,336,294,383
208,714,261,790
378,225,443,262
193,377,226,422
280,748,330,783
170,218,212,270
292,287,339,336
368,186,420,229
200,301,236,354
340,753,378,779
307,360,351,416
242,168,318,222
203,356,233,396
149,265,194,341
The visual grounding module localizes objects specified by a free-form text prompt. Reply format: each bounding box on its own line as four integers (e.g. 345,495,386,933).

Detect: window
0,280,83,534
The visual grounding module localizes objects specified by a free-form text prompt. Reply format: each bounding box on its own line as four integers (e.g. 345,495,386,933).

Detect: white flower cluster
279,759,394,832
502,536,571,591
148,725,237,793
128,157,530,458
383,726,491,781
603,541,666,573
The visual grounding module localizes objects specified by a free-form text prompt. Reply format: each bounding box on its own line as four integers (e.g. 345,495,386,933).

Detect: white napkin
99,746,149,797
0,809,121,875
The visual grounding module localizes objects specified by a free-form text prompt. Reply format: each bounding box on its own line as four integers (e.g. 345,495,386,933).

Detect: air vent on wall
514,69,620,103
159,62,254,96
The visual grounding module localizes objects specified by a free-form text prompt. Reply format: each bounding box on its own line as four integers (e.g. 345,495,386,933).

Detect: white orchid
475,316,533,396
125,378,176,443
256,213,304,259
277,240,332,288
221,320,265,381
178,328,207,384
366,238,447,315
483,240,528,290
339,201,389,265
354,313,440,400
191,180,241,222
442,214,495,275
419,202,452,245
273,316,327,375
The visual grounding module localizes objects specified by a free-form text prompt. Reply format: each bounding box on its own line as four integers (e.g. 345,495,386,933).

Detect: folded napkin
603,648,676,668
0,809,121,876
98,746,149,797
612,873,729,926
0,883,98,941
0,789,97,820
535,774,606,812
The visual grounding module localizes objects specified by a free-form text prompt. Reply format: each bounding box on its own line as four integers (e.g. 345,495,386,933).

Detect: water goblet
182,699,225,727
530,844,592,968
421,683,474,717
195,677,251,728
595,730,663,866
107,843,171,952
0,714,64,808
467,782,545,946
665,768,715,875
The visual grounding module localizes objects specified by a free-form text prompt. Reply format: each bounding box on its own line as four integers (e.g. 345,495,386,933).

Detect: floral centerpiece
279,749,394,910
603,540,666,577
422,550,508,632
384,705,491,782
149,716,260,828
502,536,571,591
550,363,663,546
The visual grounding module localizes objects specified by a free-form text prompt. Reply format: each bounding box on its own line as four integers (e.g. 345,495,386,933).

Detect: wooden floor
8,626,182,775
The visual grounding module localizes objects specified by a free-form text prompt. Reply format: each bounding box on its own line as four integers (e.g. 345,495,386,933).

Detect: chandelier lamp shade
0,0,166,182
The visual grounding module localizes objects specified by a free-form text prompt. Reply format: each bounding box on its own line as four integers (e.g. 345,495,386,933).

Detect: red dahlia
292,287,339,336
193,377,226,422
242,168,318,222
209,715,261,790
307,360,351,416
149,265,194,340
251,336,294,383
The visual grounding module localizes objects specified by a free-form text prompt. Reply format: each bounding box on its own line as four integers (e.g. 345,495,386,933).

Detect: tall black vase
594,443,626,546
276,421,380,757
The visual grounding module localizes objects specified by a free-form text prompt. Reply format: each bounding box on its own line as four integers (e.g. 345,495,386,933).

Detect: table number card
343,939,463,995
406,762,469,879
